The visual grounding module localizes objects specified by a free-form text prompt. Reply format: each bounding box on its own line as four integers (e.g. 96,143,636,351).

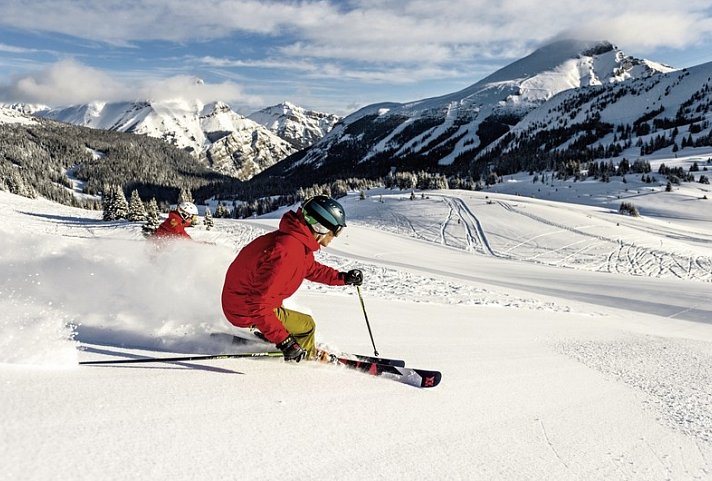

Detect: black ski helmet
302,195,346,236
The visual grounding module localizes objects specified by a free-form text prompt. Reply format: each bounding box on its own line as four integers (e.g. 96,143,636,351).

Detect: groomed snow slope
1,162,712,480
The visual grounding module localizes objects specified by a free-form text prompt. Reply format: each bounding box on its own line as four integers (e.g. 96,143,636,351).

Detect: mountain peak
248,102,341,150
477,39,625,85
410,38,674,110
279,100,298,109
580,40,615,57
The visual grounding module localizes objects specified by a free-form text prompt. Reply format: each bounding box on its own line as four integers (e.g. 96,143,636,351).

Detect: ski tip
419,370,442,388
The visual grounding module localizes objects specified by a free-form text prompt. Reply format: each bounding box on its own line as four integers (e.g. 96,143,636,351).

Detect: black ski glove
340,269,363,286
276,335,306,362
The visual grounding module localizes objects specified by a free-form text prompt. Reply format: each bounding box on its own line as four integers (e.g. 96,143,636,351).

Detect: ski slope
1,163,712,479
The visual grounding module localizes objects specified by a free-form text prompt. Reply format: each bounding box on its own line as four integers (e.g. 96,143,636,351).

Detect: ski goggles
306,216,343,237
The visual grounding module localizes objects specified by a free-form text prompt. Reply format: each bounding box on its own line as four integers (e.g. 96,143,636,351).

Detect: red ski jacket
221,208,345,344
153,211,192,239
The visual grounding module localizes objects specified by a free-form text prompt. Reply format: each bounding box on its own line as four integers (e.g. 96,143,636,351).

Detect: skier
152,202,198,240
221,195,363,362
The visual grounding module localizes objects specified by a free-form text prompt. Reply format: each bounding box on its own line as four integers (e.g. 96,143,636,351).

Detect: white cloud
197,54,462,85
0,59,126,105
272,1,712,64
0,0,335,44
560,12,712,50
141,75,256,103
0,59,259,106
0,43,38,54
3,1,712,111
3,1,711,59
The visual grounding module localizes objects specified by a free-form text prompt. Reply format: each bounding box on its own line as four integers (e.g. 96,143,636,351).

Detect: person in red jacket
153,202,198,239
221,195,363,362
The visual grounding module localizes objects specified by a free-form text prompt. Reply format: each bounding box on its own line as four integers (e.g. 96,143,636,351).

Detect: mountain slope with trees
34,99,296,181
475,61,712,179
260,39,673,186
0,111,231,208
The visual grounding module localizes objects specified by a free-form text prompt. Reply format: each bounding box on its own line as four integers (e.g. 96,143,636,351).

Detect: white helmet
177,202,198,220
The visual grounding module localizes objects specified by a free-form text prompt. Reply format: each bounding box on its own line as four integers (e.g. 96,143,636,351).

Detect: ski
322,350,406,367
325,355,441,388
79,349,439,387
79,351,283,365
351,354,405,367
212,332,407,367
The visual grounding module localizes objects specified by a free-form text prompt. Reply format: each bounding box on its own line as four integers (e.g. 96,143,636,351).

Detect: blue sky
2,0,712,116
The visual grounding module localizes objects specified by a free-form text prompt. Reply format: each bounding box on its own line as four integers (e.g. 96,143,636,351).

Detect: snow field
1,165,712,480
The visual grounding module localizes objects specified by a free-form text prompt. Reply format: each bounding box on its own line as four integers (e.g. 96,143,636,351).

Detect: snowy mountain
35,99,296,181
0,102,50,115
479,59,712,175
264,40,675,181
0,106,38,125
248,101,341,150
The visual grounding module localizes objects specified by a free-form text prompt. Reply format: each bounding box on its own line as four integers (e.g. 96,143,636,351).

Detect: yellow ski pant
274,306,316,357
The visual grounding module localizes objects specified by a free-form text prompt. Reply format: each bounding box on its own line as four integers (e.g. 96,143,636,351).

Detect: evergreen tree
3,170,36,198
178,188,194,203
113,185,129,220
215,202,229,218
143,197,161,234
101,184,112,220
127,189,147,222
619,201,639,217
102,184,128,221
618,158,630,175
203,207,214,230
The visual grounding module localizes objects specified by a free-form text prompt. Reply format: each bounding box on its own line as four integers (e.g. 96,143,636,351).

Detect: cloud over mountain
0,59,258,107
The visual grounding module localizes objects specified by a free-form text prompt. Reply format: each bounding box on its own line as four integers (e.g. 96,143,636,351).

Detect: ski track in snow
498,200,712,282
357,192,711,283
436,194,495,255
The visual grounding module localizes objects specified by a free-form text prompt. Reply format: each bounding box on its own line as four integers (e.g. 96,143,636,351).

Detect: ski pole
79,351,282,365
356,285,379,357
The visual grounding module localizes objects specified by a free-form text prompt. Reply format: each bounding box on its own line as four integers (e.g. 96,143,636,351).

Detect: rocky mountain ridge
248,101,341,150
2,99,340,181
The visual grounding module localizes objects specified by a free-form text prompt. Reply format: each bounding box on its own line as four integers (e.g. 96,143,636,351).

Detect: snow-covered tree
214,202,229,218
143,197,160,235
114,186,129,219
2,170,36,198
127,190,147,222
619,201,639,217
178,188,193,203
203,207,214,230
102,184,129,221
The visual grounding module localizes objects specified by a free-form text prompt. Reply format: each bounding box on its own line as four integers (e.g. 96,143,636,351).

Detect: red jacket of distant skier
221,208,345,344
153,211,192,239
